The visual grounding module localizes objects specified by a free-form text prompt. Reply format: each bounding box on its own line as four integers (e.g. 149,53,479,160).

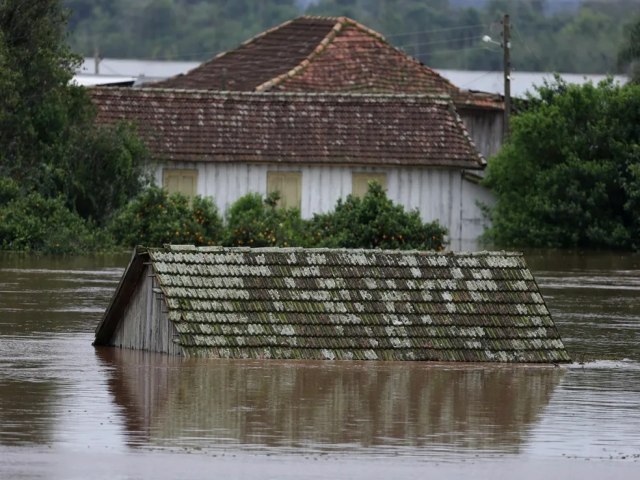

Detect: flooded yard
1,251,639,479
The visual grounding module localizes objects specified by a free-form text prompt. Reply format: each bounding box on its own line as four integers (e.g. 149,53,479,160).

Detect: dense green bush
0,181,449,253
108,186,223,247
484,79,640,250
0,0,149,226
0,179,109,254
51,121,151,225
307,182,447,251
109,185,446,251
223,192,305,247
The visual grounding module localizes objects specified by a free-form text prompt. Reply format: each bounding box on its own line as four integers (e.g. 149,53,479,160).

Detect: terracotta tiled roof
150,16,503,110
152,17,337,92
95,245,571,363
91,88,485,169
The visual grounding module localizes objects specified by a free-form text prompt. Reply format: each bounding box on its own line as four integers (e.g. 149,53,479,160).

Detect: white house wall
154,163,491,244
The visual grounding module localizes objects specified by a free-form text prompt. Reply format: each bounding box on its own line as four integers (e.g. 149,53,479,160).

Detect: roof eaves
159,244,524,257
93,246,149,345
445,100,486,168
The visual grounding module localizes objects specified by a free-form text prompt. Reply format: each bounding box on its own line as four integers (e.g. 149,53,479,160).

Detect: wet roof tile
142,246,570,363
90,88,484,169
148,16,503,111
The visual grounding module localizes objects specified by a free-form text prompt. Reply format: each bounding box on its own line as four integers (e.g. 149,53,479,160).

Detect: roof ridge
157,245,523,257
255,15,463,95
93,86,456,102
255,17,344,92
149,18,301,87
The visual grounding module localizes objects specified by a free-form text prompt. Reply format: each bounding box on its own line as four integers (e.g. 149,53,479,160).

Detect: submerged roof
95,246,570,363
91,88,485,169
149,16,502,110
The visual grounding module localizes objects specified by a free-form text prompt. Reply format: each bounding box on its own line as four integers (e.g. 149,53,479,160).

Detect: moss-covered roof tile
124,246,571,363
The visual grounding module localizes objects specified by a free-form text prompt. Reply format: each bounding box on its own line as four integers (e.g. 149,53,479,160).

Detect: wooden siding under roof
95,246,571,363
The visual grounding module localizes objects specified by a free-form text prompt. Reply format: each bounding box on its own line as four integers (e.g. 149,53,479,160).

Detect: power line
395,36,486,50
117,32,488,62
385,23,489,38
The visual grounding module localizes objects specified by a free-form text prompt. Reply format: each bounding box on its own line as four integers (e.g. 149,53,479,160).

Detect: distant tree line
65,0,640,75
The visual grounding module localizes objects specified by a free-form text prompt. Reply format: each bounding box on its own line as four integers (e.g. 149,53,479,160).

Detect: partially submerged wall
109,265,182,356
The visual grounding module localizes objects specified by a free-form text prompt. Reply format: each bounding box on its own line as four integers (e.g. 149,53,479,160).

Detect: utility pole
502,14,511,139
94,46,101,75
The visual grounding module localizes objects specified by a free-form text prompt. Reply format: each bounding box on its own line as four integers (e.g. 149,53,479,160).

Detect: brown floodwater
1,250,639,479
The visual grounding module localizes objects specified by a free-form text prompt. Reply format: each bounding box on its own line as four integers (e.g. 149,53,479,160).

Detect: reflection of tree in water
97,348,563,454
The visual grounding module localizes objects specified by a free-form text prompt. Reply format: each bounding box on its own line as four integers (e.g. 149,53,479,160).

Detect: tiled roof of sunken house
149,16,502,111
90,88,485,169
94,245,571,363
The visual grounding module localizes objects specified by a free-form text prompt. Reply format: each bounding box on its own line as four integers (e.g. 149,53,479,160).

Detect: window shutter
163,169,198,197
267,172,302,209
352,172,387,197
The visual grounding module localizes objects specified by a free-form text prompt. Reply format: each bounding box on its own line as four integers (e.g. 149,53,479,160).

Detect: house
91,87,491,245
93,245,571,363
149,16,505,158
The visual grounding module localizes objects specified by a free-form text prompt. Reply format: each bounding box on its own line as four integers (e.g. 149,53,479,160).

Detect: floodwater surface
1,251,639,479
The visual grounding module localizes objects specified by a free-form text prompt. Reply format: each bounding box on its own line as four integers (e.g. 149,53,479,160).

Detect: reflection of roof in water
97,347,564,453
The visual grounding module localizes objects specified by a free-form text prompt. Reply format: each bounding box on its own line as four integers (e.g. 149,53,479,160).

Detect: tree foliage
64,0,637,74
223,192,305,248
108,186,224,248
0,179,109,254
0,0,80,182
484,79,640,250
307,182,447,251
0,0,149,225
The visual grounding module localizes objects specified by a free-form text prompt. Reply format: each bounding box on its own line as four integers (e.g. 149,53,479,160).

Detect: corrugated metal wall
154,163,491,244
458,109,504,159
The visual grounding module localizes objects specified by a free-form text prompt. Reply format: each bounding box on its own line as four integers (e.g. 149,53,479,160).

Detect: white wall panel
157,162,492,244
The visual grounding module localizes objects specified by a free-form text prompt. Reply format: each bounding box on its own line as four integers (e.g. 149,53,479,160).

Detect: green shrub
0,186,109,254
223,192,305,247
0,2,150,226
484,79,640,249
55,121,151,225
108,186,223,248
307,182,447,251
0,176,20,204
